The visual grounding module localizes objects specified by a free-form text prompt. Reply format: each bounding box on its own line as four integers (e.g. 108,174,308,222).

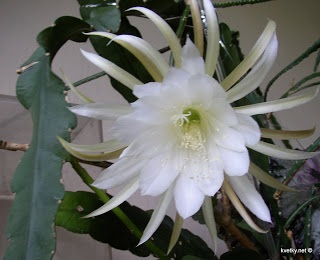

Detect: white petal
181,38,206,75
219,147,249,176
203,0,220,77
138,186,174,245
140,154,179,196
213,122,246,152
93,157,143,189
221,20,276,91
128,7,182,67
248,141,319,160
174,175,205,219
163,68,190,88
234,113,261,146
234,88,319,115
69,103,131,120
86,177,139,218
227,33,278,103
197,170,224,196
208,98,238,126
229,175,271,222
133,82,162,98
185,75,225,108
81,49,143,90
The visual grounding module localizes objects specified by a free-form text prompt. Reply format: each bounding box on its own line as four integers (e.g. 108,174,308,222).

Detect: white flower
60,0,319,247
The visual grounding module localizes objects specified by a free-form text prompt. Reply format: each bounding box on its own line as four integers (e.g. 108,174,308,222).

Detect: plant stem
70,157,166,258
0,140,29,152
73,71,107,88
214,0,273,8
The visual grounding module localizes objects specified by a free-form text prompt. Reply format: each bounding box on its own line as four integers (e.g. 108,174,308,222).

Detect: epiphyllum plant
60,0,318,249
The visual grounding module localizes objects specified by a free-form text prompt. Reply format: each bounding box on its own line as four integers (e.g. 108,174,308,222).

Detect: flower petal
209,98,238,126
174,175,205,219
227,33,278,103
181,38,206,75
219,147,249,176
234,88,319,115
163,68,190,89
93,157,143,189
128,7,182,67
228,175,271,222
234,113,261,146
140,153,179,196
86,177,139,218
138,186,174,245
197,169,224,196
214,123,246,152
81,49,143,90
248,141,319,160
222,179,268,233
221,20,276,91
69,103,132,120
203,0,220,77
133,82,162,98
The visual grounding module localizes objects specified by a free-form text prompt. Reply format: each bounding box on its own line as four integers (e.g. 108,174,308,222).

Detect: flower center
172,107,207,153
172,107,201,127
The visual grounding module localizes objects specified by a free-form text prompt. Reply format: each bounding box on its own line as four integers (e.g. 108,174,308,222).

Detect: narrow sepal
260,127,315,140
167,213,184,254
235,88,319,115
248,141,319,160
222,179,268,233
81,49,143,89
249,163,296,192
69,103,132,120
202,196,218,253
138,186,174,245
128,7,182,67
85,177,139,218
58,137,124,161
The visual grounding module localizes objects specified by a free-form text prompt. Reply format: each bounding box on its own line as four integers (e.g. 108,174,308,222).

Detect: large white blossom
60,0,318,247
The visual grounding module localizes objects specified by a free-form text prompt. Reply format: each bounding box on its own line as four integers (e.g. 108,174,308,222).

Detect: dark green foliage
56,191,216,259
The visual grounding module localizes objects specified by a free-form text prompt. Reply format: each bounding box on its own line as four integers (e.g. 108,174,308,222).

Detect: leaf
77,0,150,102
4,51,77,260
119,0,185,17
219,23,243,77
56,191,216,259
220,248,266,260
37,16,91,59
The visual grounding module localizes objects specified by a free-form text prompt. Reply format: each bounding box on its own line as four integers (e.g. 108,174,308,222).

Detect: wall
1,0,319,259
